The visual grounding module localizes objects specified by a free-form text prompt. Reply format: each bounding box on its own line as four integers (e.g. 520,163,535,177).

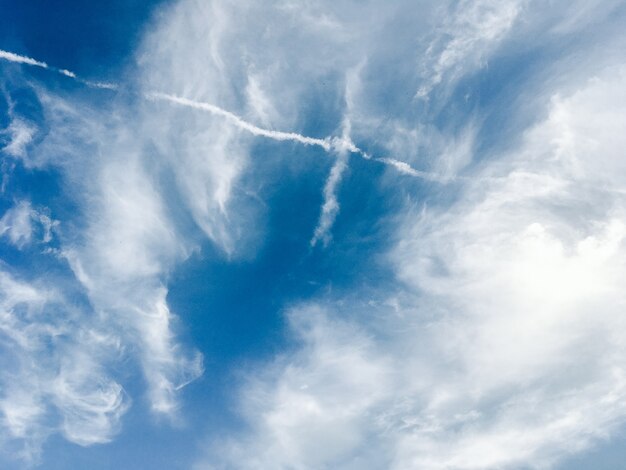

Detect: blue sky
2,1,626,469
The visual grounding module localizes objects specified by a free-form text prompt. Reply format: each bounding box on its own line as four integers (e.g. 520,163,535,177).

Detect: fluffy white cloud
387,64,626,469
201,305,394,470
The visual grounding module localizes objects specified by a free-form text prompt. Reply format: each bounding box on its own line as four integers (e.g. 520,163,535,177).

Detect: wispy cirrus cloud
0,270,128,464
192,2,626,469
27,87,209,419
203,60,626,470
1,118,37,159
415,0,525,99
0,201,57,248
0,201,34,247
3,0,626,468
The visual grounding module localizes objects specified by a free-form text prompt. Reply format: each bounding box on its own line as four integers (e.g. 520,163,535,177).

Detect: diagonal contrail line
1,48,449,182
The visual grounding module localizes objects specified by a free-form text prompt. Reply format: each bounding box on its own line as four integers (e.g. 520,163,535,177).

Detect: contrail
1,48,446,182
0,50,48,68
375,157,450,182
146,92,331,150
310,152,348,247
150,93,448,182
0,49,118,90
310,118,355,247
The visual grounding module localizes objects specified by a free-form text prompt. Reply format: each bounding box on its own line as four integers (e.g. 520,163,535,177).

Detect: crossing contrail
1,48,446,182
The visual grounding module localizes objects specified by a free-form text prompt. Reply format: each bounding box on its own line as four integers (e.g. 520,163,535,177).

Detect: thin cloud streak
0,49,48,68
375,157,451,182
310,152,349,247
146,92,332,150
0,49,119,90
311,115,360,247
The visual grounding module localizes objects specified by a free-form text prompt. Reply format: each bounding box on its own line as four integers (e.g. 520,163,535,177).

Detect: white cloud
2,118,37,158
415,0,525,99
32,95,207,419
0,271,128,464
203,55,626,470
0,201,34,247
0,201,59,248
548,0,625,34
0,0,259,456
202,305,394,470
386,64,626,470
311,107,356,247
245,74,278,127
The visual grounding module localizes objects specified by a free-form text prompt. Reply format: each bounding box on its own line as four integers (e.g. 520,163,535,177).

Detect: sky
1,0,626,469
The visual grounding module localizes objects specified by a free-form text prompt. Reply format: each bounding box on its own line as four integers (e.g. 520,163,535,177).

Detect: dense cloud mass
1,0,626,468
